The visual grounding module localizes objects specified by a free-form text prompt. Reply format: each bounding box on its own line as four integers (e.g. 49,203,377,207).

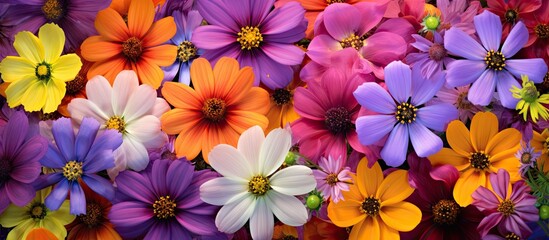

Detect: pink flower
312,156,352,203
435,85,484,123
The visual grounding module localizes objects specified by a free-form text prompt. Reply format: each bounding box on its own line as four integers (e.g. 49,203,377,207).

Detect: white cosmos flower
200,126,316,240
67,70,169,176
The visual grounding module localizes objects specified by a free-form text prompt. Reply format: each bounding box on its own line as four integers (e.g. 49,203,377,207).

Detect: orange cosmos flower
161,57,269,162
26,228,57,240
428,112,522,207
81,0,177,89
531,129,549,173
327,158,421,240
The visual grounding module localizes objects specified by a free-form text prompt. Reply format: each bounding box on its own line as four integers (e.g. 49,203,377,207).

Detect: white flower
200,126,316,240
67,70,169,176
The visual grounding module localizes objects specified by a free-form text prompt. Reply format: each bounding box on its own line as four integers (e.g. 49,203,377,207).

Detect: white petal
270,165,316,196
115,137,149,171
259,128,292,176
265,191,308,226
85,75,114,117
209,144,253,181
67,98,109,124
112,70,138,116
151,98,170,118
125,115,167,149
215,193,257,233
250,197,274,240
238,125,265,173
123,84,156,122
200,177,248,206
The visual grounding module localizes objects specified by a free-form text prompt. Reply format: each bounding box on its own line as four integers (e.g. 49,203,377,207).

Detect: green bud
306,194,321,210
424,16,440,30
284,152,297,166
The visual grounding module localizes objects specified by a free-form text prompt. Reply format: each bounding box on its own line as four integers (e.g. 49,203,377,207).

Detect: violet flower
405,32,453,79
312,155,351,203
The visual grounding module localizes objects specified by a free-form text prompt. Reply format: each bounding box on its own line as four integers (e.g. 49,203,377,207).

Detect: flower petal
215,193,256,233
74,117,100,161
38,23,64,63
416,103,458,132
446,60,486,87
353,82,395,114
266,190,308,226
112,70,138,116
200,177,248,206
237,125,264,173
270,165,316,196
384,61,411,103
209,144,253,181
468,69,496,106
259,128,292,176
454,170,486,206
501,21,528,57
94,8,129,42
377,170,414,205
496,70,520,109
127,0,154,39
261,43,304,65
192,25,237,50
470,112,499,152
505,59,548,83
13,30,44,63
52,117,75,161
355,115,396,145
380,124,409,167
52,54,82,82
379,201,422,231
409,122,443,157
444,27,485,60
0,56,35,82
249,197,274,240
474,11,502,51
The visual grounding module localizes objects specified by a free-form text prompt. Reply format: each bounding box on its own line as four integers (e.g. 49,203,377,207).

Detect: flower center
326,173,338,186
153,196,176,219
537,72,549,94
272,88,292,106
105,116,126,133
535,24,549,39
42,0,65,21
30,203,48,220
505,9,518,23
360,197,380,217
424,16,440,30
248,175,270,196
505,233,520,240
282,236,298,240
324,107,352,134
237,26,263,50
62,161,83,181
77,202,103,227
395,102,417,124
521,152,532,164
340,33,363,50
432,199,460,225
326,0,345,4
521,84,540,103
177,41,197,62
428,43,447,61
456,91,473,110
470,152,490,170
35,63,52,81
41,111,62,121
497,199,515,216
0,157,11,183
66,75,86,95
202,98,227,122
485,50,506,71
122,37,143,62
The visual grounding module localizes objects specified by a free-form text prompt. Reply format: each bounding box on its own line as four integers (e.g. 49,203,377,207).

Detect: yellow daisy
511,75,549,122
0,23,82,113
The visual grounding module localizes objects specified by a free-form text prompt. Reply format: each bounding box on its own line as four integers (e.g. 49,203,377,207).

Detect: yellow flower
327,158,421,240
511,75,549,122
0,23,82,113
0,187,75,240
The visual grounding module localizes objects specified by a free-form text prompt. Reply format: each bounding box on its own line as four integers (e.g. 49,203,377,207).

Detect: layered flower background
1,0,549,239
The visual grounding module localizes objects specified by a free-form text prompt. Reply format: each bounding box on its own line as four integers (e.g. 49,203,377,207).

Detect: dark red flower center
470,152,490,170
42,0,66,21
177,41,197,62
282,236,298,240
432,199,460,225
535,24,549,39
66,74,86,96
326,173,338,186
428,43,447,61
153,196,177,219
272,88,292,106
498,199,515,216
485,50,506,71
202,98,227,122
0,157,12,183
395,102,417,124
41,111,62,121
122,37,143,62
324,107,352,134
326,0,346,4
505,9,518,23
536,72,549,94
361,197,380,217
456,91,473,110
30,203,48,220
505,233,521,240
78,202,103,227
521,152,532,164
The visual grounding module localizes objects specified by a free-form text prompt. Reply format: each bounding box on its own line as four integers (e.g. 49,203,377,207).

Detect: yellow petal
47,200,75,225
379,201,421,231
21,81,47,112
38,23,64,63
446,120,474,156
377,170,414,205
41,218,68,240
0,204,29,227
357,158,383,198
327,196,365,227
5,76,35,108
42,78,66,113
453,170,486,206
470,112,498,152
6,219,36,240
13,31,44,63
52,54,82,82
0,56,36,82
379,221,400,239
349,218,379,240
485,128,521,157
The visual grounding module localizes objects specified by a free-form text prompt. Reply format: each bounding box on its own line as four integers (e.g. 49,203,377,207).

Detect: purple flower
405,32,454,79
109,159,221,239
312,155,351,203
35,117,122,215
472,169,539,238
515,142,541,176
0,4,17,61
353,61,458,167
435,85,484,123
0,111,47,214
192,0,306,89
444,10,548,109
3,0,111,52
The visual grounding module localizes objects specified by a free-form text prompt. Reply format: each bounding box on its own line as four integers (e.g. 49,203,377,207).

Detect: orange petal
223,66,255,105
378,220,400,239
161,82,203,109
213,57,240,97
233,87,270,114
26,228,57,240
87,58,127,85
470,112,498,152
134,59,163,89
428,148,469,171
327,197,365,227
491,157,521,182
377,170,414,205
226,110,268,133
141,44,177,66
94,8,129,42
190,58,215,99
446,120,474,156
200,124,238,163
81,36,122,62
174,123,207,160
294,0,327,10
349,218,378,240
109,0,131,16
142,17,177,47
379,202,421,232
453,170,486,207
127,0,155,38
266,105,283,133
161,108,202,135
485,128,521,157
356,158,383,198
531,130,545,152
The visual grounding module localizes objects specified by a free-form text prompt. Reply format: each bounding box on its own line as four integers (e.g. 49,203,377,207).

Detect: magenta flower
472,169,538,238
405,32,453,79
444,10,548,108
192,0,306,89
312,156,351,203
0,111,48,214
109,159,221,239
354,61,458,167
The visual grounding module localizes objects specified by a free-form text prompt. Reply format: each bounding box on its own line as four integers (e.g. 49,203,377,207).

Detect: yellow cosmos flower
327,158,421,240
0,23,82,113
0,187,75,240
511,75,549,122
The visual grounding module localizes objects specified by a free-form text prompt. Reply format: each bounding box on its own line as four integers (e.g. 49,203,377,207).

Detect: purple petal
409,122,443,157
472,186,500,211
263,21,307,44
196,0,239,32
243,52,293,89
82,174,115,201
84,129,122,163
356,115,396,145
444,27,485,60
468,70,496,106
5,180,35,207
491,169,510,200
380,124,409,167
109,201,154,230
410,34,432,52
115,171,155,204
323,3,361,40
0,188,9,213
52,118,76,161
355,2,384,34
40,146,66,169
75,117,100,161
201,45,240,64
3,111,27,155
192,25,237,50
177,212,218,235
496,70,520,109
501,21,528,57
11,137,46,183
261,2,306,37
384,61,412,103
262,43,304,65
177,62,191,85
151,159,169,195
33,172,64,190
446,60,486,87
44,179,69,211
505,59,548,83
83,150,115,173
353,82,395,114
410,67,445,106
416,103,458,132
69,183,86,215
293,87,327,120
477,213,503,237
474,11,502,51
167,160,194,200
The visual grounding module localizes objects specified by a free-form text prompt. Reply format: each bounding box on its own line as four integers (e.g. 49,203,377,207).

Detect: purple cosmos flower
312,155,351,203
109,159,221,239
0,4,17,61
3,0,111,52
162,10,204,85
192,0,306,89
405,32,454,79
444,10,548,109
0,111,48,214
34,117,122,215
472,169,539,238
353,61,458,167
515,142,541,176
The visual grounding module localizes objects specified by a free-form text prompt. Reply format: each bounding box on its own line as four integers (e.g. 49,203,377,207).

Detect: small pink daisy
312,155,352,203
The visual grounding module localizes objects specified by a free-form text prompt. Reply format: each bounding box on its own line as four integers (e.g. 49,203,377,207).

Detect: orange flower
161,57,269,162
265,76,304,133
327,158,421,240
272,223,299,240
57,51,92,117
81,0,177,89
531,129,549,173
303,216,349,240
428,112,522,207
26,228,57,240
